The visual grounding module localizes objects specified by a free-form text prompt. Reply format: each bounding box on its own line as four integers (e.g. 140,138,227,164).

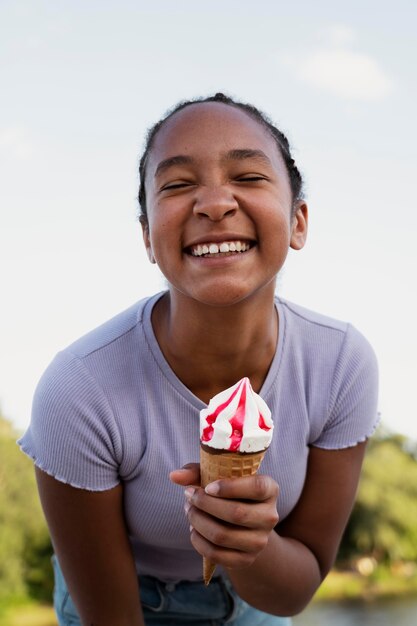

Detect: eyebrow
223,149,272,166
154,155,194,178
154,149,272,178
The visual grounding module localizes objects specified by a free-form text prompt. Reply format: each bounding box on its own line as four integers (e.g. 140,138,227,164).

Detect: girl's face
142,102,307,307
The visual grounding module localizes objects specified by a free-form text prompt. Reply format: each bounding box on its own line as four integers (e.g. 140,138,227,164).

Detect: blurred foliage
0,603,57,626
0,413,53,606
339,430,417,564
315,565,417,602
0,410,416,610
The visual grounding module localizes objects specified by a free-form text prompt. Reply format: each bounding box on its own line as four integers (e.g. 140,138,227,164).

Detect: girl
19,93,379,625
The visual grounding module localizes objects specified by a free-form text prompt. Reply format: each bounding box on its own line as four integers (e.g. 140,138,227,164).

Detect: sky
1,0,416,440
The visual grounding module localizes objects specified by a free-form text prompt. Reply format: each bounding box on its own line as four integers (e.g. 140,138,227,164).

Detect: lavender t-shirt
19,293,379,582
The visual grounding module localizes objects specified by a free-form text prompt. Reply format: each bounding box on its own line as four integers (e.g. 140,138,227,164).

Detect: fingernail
184,487,195,500
205,482,219,496
184,502,190,514
189,525,193,532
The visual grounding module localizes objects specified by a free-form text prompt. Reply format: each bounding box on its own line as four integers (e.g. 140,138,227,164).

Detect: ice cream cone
200,444,266,585
199,377,273,586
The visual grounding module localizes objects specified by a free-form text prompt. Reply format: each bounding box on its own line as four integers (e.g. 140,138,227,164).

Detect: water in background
292,598,417,625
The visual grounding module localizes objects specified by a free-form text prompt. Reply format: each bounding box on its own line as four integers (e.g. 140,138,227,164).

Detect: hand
170,463,201,488
170,464,279,571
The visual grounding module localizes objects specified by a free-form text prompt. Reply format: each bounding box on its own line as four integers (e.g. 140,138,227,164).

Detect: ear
290,201,308,251
140,218,156,264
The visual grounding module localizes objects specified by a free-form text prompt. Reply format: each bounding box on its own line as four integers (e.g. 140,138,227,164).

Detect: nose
193,186,238,221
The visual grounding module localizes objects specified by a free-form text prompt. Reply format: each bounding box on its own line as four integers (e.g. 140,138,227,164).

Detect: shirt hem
310,415,381,450
17,441,120,492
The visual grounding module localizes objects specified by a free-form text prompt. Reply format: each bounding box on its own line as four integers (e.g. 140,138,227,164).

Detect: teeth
190,240,251,256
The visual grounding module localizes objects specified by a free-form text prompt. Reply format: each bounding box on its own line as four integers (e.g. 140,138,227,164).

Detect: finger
188,504,268,555
169,463,201,487
189,525,259,570
187,487,279,529
204,474,279,502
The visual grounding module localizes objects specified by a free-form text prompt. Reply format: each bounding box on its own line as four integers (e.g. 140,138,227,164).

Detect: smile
189,240,253,257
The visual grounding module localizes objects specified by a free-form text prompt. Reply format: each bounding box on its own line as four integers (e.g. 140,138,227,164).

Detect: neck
152,285,278,402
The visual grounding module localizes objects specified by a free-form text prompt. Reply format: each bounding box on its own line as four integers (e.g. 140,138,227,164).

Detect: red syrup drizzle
202,378,270,451
201,379,245,446
228,380,247,451
258,414,271,431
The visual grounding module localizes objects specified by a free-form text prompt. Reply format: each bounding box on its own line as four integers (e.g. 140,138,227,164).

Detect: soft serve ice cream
199,377,274,584
200,377,273,453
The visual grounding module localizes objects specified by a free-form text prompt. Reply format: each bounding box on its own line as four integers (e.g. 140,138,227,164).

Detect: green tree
339,432,417,564
0,413,53,604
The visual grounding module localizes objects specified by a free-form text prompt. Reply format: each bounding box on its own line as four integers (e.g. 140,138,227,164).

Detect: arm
35,468,145,626
171,442,366,616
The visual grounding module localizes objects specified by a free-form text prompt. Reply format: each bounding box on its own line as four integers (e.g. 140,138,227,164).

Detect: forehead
147,102,283,170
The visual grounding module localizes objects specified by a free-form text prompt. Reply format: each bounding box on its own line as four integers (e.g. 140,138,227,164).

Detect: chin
176,281,275,308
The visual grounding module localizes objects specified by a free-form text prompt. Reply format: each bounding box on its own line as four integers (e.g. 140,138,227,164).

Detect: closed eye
235,175,268,182
160,181,195,191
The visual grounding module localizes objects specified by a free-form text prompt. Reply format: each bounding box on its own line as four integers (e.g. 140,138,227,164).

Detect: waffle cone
200,444,266,585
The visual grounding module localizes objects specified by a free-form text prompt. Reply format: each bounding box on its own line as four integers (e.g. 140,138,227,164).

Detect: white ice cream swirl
200,377,273,453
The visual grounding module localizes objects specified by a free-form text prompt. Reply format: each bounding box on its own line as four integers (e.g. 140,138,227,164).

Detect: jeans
52,555,291,626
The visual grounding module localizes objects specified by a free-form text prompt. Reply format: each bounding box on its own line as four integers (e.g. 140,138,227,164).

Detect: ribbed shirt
18,293,379,582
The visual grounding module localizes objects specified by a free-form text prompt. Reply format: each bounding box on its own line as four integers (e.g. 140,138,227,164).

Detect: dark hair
138,93,304,224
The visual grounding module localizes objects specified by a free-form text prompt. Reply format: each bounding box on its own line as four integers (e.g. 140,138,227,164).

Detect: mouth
186,240,255,258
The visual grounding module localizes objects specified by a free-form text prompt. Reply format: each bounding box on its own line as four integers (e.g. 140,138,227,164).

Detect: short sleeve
18,351,122,491
311,324,379,449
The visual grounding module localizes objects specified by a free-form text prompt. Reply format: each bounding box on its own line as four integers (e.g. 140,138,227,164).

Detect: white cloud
299,48,392,101
282,26,393,102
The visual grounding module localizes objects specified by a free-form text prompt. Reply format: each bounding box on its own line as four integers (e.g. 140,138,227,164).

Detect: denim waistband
139,574,240,622
53,555,290,626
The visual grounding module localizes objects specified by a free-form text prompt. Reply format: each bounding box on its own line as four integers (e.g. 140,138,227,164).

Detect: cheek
147,208,172,242
149,197,186,228
149,198,191,244
147,217,182,266
259,203,292,241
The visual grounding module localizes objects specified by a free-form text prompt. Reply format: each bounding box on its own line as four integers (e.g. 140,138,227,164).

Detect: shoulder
19,295,165,490
63,295,157,361
273,299,379,449
277,297,376,362
32,293,162,425
278,298,348,333
275,297,378,420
